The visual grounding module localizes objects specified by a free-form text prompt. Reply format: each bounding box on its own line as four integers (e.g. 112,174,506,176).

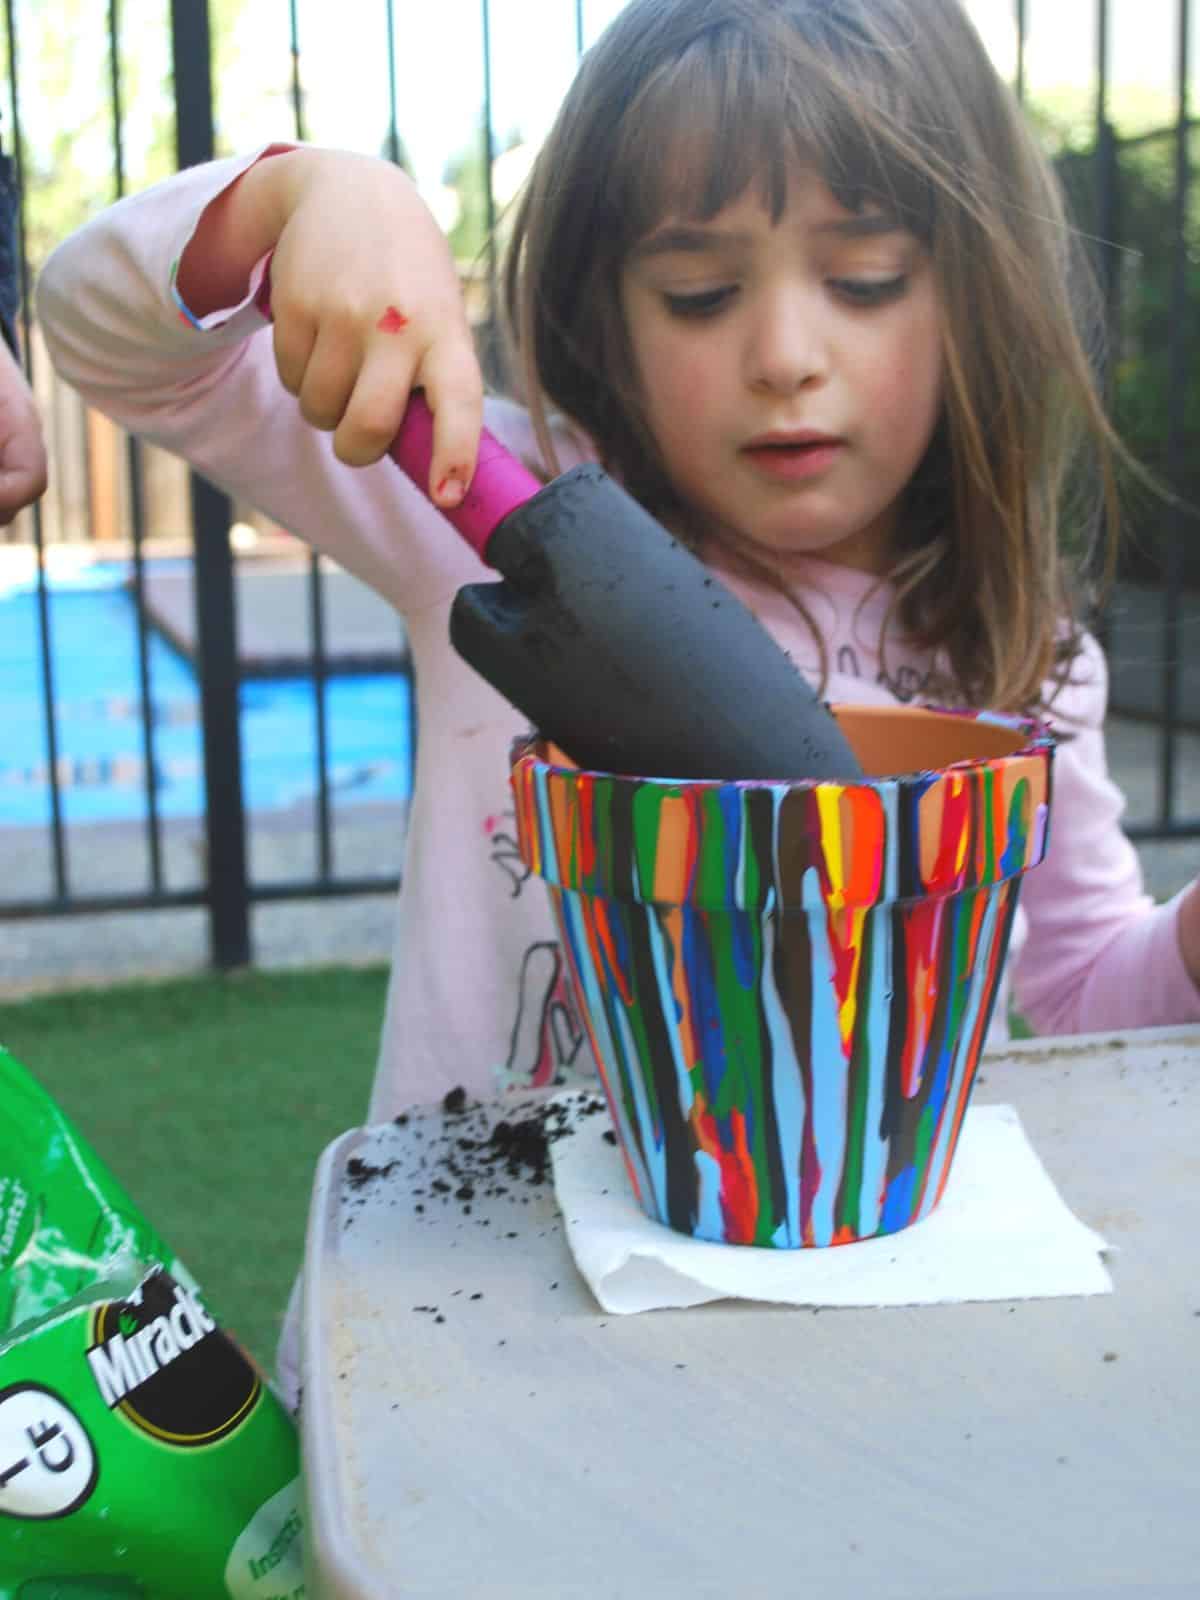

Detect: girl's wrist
174,144,298,319
1177,877,1200,992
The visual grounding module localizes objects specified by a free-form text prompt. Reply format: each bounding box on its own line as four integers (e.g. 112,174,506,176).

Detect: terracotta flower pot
510,705,1055,1247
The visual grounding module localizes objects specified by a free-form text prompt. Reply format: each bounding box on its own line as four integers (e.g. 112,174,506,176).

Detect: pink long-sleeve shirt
37,153,1200,1126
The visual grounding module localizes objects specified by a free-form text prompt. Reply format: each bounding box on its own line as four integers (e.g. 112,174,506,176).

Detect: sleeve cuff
167,142,293,333
169,247,274,332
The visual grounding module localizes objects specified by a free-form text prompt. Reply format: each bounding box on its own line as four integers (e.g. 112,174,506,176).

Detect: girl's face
619,167,944,576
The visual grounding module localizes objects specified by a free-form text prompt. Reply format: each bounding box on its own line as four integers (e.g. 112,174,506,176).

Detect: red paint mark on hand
376,305,410,334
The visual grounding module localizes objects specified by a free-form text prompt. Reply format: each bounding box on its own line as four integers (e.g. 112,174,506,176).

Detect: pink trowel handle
386,393,542,562
254,257,540,562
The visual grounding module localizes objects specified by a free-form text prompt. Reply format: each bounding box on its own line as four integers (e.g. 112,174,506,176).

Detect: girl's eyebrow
814,214,904,238
631,212,905,262
630,226,753,261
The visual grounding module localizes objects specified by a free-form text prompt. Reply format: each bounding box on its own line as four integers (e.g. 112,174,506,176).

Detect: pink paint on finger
376,305,410,334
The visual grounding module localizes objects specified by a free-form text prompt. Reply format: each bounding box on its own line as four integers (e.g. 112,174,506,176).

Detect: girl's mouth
742,438,844,481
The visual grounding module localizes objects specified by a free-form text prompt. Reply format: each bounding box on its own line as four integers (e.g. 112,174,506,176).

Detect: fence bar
1089,0,1118,668
124,451,163,886
385,0,402,168
170,0,251,967
1,872,400,920
288,0,335,878
1159,0,1192,826
109,0,164,894
4,0,67,897
3,888,207,920
232,874,399,903
3,0,1193,949
1125,819,1200,840
307,555,334,877
189,496,251,958
189,490,251,962
481,0,497,295
289,0,304,136
1014,0,1026,101
1094,0,1121,372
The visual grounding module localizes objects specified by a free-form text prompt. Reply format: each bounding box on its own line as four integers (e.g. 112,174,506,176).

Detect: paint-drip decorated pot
510,705,1055,1248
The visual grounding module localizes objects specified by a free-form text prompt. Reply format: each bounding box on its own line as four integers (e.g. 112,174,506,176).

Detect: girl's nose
745,288,829,395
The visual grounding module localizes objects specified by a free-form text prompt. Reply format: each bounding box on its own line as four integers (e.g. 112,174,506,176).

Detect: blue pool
0,562,413,827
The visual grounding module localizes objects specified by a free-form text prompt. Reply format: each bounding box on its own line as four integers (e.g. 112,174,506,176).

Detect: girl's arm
1011,635,1200,1034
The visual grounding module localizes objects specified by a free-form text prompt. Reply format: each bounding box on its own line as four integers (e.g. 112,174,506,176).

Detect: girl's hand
0,340,47,522
1178,876,1200,992
177,148,483,509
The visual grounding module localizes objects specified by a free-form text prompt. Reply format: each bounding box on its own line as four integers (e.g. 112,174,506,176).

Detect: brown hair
501,0,1122,715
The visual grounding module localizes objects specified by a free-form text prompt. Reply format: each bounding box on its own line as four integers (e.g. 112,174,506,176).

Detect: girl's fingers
0,429,48,521
271,301,318,399
415,337,485,509
270,279,481,485
296,316,362,438
334,339,419,468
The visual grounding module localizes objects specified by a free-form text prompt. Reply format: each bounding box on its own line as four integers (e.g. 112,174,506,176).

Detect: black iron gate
2,0,1196,974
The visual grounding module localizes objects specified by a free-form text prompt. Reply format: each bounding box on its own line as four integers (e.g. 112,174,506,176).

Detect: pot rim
511,703,1054,792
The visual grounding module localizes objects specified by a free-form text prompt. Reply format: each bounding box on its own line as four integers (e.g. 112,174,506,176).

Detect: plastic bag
0,1046,305,1598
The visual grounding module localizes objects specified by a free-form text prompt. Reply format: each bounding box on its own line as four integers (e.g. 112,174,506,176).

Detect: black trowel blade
450,465,863,783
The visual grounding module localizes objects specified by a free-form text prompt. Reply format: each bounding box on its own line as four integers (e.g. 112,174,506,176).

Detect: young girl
37,0,1200,1397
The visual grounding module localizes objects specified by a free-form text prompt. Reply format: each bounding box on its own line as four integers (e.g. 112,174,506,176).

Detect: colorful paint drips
510,707,1054,1249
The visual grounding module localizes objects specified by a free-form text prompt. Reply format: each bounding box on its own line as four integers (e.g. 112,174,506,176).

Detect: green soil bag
0,1046,305,1598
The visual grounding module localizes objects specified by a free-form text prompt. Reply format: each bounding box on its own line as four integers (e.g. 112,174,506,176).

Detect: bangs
602,16,937,251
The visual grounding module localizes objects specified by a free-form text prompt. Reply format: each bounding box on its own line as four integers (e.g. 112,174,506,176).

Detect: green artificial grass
0,966,388,1371
0,967,1036,1373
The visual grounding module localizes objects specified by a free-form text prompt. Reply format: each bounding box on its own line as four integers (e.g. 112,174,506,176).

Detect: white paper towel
550,1099,1112,1315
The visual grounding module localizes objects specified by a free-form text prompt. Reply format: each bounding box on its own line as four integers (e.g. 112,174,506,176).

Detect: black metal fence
1,0,1196,974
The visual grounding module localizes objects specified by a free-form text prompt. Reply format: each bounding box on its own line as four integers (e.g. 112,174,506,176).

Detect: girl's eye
662,286,737,319
830,275,908,306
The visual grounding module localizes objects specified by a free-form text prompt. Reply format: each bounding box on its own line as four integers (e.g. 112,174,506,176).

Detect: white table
300,1026,1200,1599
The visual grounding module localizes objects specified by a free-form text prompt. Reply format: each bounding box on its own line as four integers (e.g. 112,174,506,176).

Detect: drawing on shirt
503,940,588,1089
835,643,932,704
485,809,588,1088
485,809,532,897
